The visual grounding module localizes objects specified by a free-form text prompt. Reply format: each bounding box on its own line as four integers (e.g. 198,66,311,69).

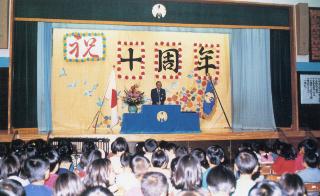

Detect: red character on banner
69,41,79,58
83,38,99,58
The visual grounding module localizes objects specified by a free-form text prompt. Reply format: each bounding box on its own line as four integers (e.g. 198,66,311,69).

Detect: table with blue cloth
121,105,200,134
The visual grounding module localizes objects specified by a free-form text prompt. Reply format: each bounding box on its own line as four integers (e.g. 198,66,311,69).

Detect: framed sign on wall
310,8,320,62
0,0,9,49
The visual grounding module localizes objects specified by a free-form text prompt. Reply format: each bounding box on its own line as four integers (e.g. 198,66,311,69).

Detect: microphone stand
207,73,231,128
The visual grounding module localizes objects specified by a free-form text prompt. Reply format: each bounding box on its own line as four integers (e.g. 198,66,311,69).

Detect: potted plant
122,84,145,113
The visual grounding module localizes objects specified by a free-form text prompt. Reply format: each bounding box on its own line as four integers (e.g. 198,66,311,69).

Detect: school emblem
157,111,168,122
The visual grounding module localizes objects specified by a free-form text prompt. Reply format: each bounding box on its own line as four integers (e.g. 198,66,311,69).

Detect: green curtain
12,21,38,128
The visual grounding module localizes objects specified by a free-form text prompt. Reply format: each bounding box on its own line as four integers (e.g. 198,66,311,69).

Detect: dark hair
24,157,49,182
130,155,150,178
249,180,283,196
272,140,286,155
165,142,177,152
25,140,38,158
81,186,114,196
303,152,318,168
84,158,113,188
235,150,258,175
144,139,158,153
151,150,168,168
191,148,209,169
279,173,305,196
298,138,318,154
158,140,168,150
238,142,252,152
57,140,74,158
135,142,146,155
120,152,132,168
87,150,102,165
0,143,8,159
54,172,84,196
10,139,25,154
45,149,59,172
141,172,168,196
82,141,97,157
251,141,269,153
175,146,188,158
172,154,202,191
279,143,296,160
170,157,180,173
0,154,20,179
207,165,236,194
111,137,128,154
0,179,26,196
206,145,224,166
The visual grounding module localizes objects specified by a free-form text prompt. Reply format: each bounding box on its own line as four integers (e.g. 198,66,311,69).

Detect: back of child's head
80,186,113,196
206,145,224,166
10,139,25,154
25,140,38,158
151,150,168,168
57,139,74,158
111,137,128,154
54,172,84,196
252,141,269,153
279,173,305,196
158,140,168,150
0,179,26,196
135,142,146,155
235,150,258,175
82,140,98,157
238,142,252,152
249,180,283,196
165,142,177,152
272,140,286,155
175,146,188,158
207,165,236,195
298,138,318,154
84,158,113,188
130,154,150,178
87,150,102,165
170,157,180,173
172,154,202,191
141,172,168,196
120,152,132,168
144,139,158,153
24,156,49,182
0,154,20,179
0,143,8,159
191,148,209,169
44,149,59,173
304,152,318,168
279,143,296,160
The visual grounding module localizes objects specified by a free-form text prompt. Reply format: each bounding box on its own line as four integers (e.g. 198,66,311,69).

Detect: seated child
24,157,52,196
141,172,169,196
144,139,158,162
249,180,283,196
54,172,84,196
149,150,170,179
110,137,129,175
206,165,236,196
0,179,26,196
272,143,298,175
44,149,59,189
233,150,260,196
297,152,320,183
279,173,305,196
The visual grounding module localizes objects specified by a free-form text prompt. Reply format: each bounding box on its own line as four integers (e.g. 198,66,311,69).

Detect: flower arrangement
122,84,145,106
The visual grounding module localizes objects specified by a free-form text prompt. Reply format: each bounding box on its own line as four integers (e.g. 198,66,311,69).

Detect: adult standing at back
151,81,166,105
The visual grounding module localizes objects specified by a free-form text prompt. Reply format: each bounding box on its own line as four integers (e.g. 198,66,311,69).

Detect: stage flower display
122,84,145,106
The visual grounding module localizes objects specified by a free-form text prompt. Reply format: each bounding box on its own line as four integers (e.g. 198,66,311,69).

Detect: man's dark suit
151,88,166,105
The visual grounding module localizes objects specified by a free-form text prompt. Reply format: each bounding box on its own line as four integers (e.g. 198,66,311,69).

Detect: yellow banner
52,28,231,133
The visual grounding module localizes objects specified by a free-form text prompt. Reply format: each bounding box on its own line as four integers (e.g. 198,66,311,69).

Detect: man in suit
151,81,166,105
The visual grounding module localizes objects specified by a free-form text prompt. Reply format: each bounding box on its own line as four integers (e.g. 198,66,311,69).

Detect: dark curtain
12,21,38,128
0,68,8,130
270,30,292,127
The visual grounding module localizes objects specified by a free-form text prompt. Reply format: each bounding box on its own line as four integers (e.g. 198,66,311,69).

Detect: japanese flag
105,70,118,128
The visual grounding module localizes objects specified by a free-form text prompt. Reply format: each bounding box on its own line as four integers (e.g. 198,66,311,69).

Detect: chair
305,183,320,193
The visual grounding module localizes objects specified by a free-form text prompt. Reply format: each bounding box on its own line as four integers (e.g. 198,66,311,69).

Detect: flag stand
207,73,231,128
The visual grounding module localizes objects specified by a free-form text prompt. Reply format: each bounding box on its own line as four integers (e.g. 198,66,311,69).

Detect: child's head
84,158,114,188
151,150,168,168
158,140,168,150
57,139,74,158
87,150,102,165
45,149,60,174
298,138,318,154
206,145,224,166
141,172,168,196
279,143,296,160
0,179,26,196
234,150,258,175
0,143,8,159
130,154,150,178
120,152,132,168
172,154,202,191
111,137,129,154
175,146,188,158
0,154,20,179
303,152,318,168
135,142,146,155
54,172,84,196
10,139,25,154
24,157,50,183
191,148,209,169
82,141,97,157
279,173,305,196
207,165,235,195
249,180,283,196
144,139,158,153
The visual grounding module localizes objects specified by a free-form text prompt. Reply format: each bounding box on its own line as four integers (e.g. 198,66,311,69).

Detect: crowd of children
0,137,319,196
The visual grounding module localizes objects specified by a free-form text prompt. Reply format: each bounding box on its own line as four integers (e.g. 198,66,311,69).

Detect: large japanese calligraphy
52,28,231,133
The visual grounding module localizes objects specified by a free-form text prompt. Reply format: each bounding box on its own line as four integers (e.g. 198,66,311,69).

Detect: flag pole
206,73,231,128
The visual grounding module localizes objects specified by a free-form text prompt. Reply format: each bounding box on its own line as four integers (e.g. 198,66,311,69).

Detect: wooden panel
0,0,9,48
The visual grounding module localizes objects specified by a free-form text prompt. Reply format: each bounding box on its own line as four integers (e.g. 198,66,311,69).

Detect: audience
0,137,319,196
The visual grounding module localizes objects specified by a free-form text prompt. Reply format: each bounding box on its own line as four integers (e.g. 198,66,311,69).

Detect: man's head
156,81,162,89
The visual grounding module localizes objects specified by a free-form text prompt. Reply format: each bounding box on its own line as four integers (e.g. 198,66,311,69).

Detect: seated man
151,81,166,105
